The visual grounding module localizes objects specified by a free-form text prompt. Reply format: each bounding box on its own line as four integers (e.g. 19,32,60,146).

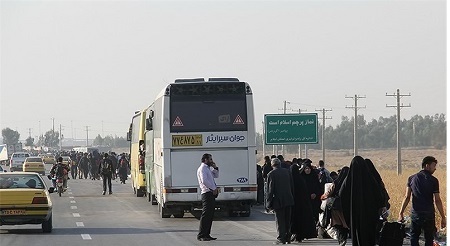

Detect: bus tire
151,194,158,205
136,189,144,197
173,210,184,218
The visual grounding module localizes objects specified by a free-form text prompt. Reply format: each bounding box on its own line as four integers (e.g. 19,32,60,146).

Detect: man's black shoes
197,236,217,241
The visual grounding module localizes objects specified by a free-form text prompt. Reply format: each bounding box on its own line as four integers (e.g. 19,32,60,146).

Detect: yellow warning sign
233,115,245,125
172,134,203,147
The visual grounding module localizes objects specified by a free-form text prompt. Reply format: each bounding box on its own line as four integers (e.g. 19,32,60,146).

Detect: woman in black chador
339,156,387,246
289,163,317,242
301,160,323,224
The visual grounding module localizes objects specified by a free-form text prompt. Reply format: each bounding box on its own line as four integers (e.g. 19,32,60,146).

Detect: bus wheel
136,190,144,197
173,210,184,218
158,203,171,218
151,194,158,205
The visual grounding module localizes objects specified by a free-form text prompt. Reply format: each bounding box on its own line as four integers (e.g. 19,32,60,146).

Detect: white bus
135,78,257,218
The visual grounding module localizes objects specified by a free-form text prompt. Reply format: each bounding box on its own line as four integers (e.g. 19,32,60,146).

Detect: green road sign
265,114,318,145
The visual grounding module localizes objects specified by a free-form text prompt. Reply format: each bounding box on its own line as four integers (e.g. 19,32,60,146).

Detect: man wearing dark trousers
196,153,219,241
99,153,113,195
398,156,446,246
266,158,295,245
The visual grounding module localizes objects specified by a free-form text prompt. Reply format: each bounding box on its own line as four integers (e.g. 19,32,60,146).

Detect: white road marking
72,213,80,217
69,196,74,199
70,200,76,203
71,206,78,209
76,222,84,227
81,234,91,240
68,192,73,194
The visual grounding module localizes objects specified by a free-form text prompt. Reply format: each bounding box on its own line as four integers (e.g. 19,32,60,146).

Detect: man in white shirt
197,153,219,241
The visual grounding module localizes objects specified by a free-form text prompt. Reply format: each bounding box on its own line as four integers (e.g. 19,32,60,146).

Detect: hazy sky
0,0,446,141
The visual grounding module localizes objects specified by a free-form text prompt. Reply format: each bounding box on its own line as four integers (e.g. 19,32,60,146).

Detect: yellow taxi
23,157,46,175
41,154,55,165
0,172,53,232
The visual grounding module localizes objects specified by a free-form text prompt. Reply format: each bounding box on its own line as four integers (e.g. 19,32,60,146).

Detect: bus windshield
170,94,247,133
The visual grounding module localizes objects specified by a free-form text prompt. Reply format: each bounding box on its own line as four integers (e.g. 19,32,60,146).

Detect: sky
0,0,446,142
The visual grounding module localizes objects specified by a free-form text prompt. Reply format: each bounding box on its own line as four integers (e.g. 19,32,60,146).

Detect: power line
386,89,411,175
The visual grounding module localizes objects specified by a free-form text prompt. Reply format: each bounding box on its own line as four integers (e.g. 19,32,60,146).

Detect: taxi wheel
42,214,53,233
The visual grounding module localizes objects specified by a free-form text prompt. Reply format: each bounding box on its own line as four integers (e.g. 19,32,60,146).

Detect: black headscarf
328,166,349,198
365,158,390,209
339,156,384,246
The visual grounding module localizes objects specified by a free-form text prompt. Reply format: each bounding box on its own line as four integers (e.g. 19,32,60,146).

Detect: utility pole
294,108,307,158
278,101,290,157
386,89,411,175
85,126,90,147
59,124,64,151
262,121,265,157
28,128,32,138
51,118,55,148
102,120,104,137
315,108,332,162
345,95,366,156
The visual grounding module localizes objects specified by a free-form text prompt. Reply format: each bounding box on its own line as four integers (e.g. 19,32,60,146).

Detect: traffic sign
264,114,318,145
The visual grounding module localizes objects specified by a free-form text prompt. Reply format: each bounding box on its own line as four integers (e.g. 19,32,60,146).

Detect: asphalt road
0,164,412,246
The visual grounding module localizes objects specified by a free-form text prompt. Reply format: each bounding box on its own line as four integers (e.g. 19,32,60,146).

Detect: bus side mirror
146,118,153,131
126,131,131,141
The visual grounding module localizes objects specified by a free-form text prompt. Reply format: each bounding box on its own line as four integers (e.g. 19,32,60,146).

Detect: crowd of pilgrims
54,150,130,183
257,155,390,246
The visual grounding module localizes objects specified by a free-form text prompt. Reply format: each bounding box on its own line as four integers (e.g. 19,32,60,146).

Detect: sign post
264,114,318,145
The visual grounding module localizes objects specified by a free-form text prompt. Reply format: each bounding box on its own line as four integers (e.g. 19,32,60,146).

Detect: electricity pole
315,108,332,162
51,118,55,148
279,101,290,156
345,95,366,156
294,108,307,158
85,126,90,147
386,89,411,175
59,124,64,151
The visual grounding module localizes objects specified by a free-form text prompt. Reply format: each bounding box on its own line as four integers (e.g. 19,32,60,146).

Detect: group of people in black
49,151,130,195
261,154,391,245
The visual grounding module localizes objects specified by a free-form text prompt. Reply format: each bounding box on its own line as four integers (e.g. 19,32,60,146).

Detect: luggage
379,221,406,246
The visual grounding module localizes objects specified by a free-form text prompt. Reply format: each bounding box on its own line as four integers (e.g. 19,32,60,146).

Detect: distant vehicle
0,172,54,232
71,147,99,154
0,143,23,165
128,78,257,218
23,157,45,175
41,154,55,165
9,152,31,172
60,156,72,166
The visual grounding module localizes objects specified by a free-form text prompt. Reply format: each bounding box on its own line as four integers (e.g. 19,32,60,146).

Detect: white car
9,152,30,172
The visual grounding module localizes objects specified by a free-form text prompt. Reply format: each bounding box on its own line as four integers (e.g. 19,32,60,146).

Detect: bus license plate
2,209,26,215
172,135,203,147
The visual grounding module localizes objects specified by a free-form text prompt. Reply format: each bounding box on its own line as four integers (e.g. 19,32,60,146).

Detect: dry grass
259,147,447,230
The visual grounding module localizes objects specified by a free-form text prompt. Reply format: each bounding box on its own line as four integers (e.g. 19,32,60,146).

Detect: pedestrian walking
196,153,219,241
99,153,113,195
266,158,295,244
398,156,446,246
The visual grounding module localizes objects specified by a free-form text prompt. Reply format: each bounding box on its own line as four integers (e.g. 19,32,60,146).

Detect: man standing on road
266,158,295,245
196,153,219,241
398,156,446,246
99,153,114,195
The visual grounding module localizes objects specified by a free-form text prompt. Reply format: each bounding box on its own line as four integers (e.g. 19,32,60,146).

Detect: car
60,156,72,166
41,154,55,165
0,172,54,232
9,152,30,172
23,157,45,175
